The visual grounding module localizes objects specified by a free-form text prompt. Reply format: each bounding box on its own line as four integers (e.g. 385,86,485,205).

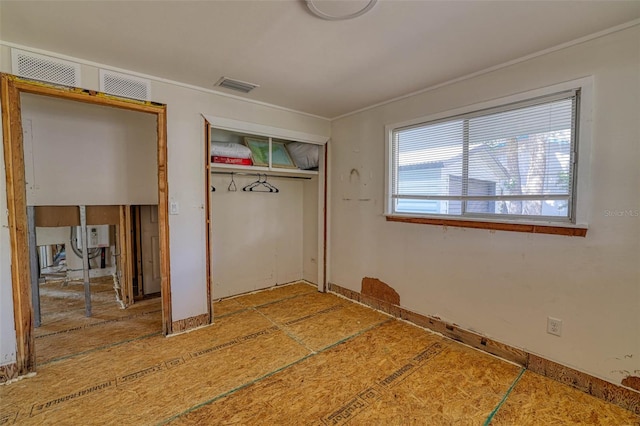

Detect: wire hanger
242,174,279,193
228,173,237,192
242,174,267,192
261,174,279,193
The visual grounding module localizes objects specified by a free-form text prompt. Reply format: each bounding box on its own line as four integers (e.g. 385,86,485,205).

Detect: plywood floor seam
483,367,527,425
39,331,164,367
253,307,318,354
1,282,638,425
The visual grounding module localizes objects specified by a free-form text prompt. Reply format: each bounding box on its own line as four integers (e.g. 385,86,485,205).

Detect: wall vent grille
100,70,151,101
11,49,81,87
215,77,259,94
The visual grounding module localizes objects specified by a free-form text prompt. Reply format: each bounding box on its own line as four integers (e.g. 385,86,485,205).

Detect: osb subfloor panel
1,282,638,425
492,371,640,425
34,277,162,364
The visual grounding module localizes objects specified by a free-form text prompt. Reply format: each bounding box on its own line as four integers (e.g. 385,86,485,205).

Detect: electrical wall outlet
547,317,563,336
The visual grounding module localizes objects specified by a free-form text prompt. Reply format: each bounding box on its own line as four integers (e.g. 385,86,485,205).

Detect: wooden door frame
0,74,173,377
204,122,212,321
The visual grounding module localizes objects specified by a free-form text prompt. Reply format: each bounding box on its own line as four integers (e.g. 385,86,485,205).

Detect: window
388,90,580,224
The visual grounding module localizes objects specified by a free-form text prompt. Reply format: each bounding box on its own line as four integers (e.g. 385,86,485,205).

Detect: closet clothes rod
210,171,313,180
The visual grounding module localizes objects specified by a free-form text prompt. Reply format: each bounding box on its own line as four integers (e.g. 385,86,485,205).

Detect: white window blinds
391,90,579,221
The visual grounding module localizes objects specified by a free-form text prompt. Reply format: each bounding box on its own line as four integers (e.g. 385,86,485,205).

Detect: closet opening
203,115,328,315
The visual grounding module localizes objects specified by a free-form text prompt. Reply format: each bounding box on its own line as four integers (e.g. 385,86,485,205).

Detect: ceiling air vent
11,49,81,87
215,77,259,94
100,70,151,101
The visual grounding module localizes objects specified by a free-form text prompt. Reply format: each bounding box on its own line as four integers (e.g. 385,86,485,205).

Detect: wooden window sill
386,215,587,237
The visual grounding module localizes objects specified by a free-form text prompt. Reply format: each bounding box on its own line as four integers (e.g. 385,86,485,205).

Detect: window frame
384,78,593,236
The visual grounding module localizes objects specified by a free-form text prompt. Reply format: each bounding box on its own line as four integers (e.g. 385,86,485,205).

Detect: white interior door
140,205,161,295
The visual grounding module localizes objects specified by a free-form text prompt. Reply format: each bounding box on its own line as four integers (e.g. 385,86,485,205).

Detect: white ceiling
1,1,639,118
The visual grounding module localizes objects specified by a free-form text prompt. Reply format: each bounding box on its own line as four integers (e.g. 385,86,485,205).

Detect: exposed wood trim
121,205,134,306
328,282,639,414
386,215,588,237
157,107,173,336
328,282,527,366
0,362,19,384
117,206,130,306
529,355,640,415
204,122,213,322
1,74,35,377
171,313,210,334
10,76,162,114
1,73,173,377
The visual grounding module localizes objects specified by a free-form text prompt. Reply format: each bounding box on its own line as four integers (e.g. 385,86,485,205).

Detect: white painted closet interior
203,116,328,299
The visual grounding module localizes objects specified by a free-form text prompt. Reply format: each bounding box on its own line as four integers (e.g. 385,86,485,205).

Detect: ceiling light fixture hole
306,0,377,21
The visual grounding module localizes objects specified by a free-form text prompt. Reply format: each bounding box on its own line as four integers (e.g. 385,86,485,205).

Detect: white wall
0,43,330,366
210,174,306,298
329,26,640,385
21,94,158,206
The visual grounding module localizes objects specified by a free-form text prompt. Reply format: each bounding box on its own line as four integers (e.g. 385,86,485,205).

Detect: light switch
170,201,179,215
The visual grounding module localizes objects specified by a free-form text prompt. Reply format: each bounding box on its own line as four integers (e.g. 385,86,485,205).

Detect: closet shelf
210,163,318,177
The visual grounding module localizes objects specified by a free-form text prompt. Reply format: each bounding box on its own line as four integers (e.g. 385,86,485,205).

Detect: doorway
1,74,172,377
132,205,161,299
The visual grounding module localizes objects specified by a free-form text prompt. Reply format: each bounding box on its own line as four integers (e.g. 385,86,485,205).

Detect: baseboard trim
171,313,211,334
528,355,639,415
328,282,640,415
0,362,19,384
